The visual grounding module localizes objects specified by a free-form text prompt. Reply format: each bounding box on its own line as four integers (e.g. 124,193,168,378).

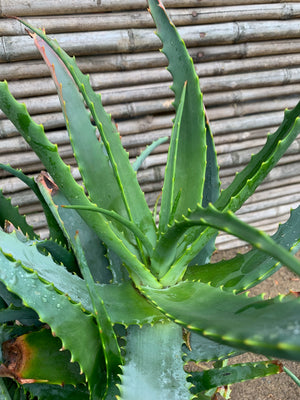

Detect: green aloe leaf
0,230,166,325
0,305,38,326
37,172,113,283
0,163,65,244
178,114,220,268
158,203,300,285
184,205,300,292
22,19,157,251
61,204,153,258
0,250,105,398
0,379,11,400
1,329,84,385
132,136,169,171
162,100,300,285
73,234,122,397
149,0,207,227
158,81,187,234
118,322,190,400
141,281,300,361
183,331,242,363
23,383,89,400
188,360,282,394
215,102,300,213
0,81,160,289
0,189,36,240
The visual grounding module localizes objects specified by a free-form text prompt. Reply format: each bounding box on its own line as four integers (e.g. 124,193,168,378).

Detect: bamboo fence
1,1,300,249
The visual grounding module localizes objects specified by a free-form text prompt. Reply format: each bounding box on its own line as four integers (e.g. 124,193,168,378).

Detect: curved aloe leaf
215,102,300,213
0,81,161,289
62,204,153,258
74,234,122,398
0,379,11,400
184,205,300,292
132,136,169,171
188,360,282,395
119,322,190,400
141,281,300,361
21,19,157,250
163,100,300,285
158,203,300,286
0,164,65,244
149,0,207,227
0,189,36,240
183,332,242,363
0,230,166,325
1,329,84,385
0,251,105,398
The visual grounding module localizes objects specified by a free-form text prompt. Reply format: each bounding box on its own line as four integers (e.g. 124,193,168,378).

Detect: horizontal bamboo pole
5,61,300,103
3,0,296,17
4,38,300,81
3,20,300,62
3,4,300,36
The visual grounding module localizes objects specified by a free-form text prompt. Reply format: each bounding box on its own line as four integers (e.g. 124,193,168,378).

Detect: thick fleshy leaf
118,322,190,400
215,102,300,213
74,234,122,397
0,163,64,244
149,0,207,226
0,379,11,400
37,172,113,283
1,329,84,385
158,81,187,234
184,205,300,291
0,230,166,325
0,251,105,398
23,383,89,400
23,20,157,251
162,100,300,285
188,360,282,394
132,136,168,171
183,331,242,363
0,81,160,289
0,189,36,240
141,281,300,361
158,203,300,286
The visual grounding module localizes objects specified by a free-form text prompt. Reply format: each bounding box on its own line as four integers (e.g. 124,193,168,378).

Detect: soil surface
199,246,300,400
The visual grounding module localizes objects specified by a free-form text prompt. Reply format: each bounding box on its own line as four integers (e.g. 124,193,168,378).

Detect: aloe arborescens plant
0,1,300,398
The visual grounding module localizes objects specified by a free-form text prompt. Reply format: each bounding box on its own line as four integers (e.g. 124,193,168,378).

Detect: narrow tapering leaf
149,0,207,223
141,281,300,361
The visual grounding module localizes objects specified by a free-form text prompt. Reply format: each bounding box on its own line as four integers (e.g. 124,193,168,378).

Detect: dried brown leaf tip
1,336,37,384
37,171,59,196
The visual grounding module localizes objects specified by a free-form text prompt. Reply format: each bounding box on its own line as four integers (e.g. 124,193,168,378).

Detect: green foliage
0,1,300,398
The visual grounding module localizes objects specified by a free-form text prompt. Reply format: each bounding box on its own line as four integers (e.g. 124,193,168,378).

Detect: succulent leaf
0,81,160,288
215,102,300,213
0,164,65,244
183,332,242,363
184,205,300,291
141,281,300,360
1,329,84,385
0,230,165,325
188,360,282,394
148,0,207,226
73,234,122,397
22,20,157,251
23,383,89,400
0,189,36,240
118,322,191,400
0,251,105,397
132,136,169,172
